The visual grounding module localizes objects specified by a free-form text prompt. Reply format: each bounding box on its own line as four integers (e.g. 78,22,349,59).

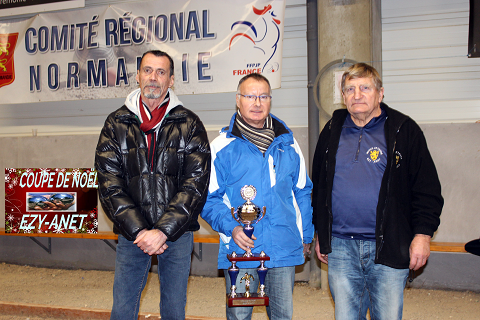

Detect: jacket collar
116,88,186,124
330,103,411,158
124,88,183,121
331,102,409,131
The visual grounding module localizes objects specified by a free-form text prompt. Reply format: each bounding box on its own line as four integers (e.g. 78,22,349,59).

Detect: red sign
0,33,18,89
5,168,98,234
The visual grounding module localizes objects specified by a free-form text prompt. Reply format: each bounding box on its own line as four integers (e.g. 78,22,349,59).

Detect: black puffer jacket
95,103,210,242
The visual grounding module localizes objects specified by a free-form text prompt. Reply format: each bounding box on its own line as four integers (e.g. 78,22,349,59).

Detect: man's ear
379,87,385,103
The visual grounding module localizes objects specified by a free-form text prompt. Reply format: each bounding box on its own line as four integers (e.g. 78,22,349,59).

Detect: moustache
144,82,161,89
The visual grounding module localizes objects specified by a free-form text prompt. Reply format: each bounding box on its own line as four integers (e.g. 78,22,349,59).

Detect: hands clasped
134,229,168,255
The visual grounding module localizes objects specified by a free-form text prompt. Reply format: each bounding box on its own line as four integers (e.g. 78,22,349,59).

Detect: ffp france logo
229,5,282,74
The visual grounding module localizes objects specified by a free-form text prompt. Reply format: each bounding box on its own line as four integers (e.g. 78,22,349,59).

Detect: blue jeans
328,237,409,320
224,266,295,320
110,232,193,320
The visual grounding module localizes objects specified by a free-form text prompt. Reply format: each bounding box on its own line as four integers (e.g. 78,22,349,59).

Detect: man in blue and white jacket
201,73,313,320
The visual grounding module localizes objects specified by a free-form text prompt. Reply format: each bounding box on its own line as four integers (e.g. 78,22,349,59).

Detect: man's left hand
134,229,168,255
409,234,431,270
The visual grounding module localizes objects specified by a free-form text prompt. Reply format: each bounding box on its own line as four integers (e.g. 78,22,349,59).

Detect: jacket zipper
376,122,404,258
148,118,169,223
354,128,363,162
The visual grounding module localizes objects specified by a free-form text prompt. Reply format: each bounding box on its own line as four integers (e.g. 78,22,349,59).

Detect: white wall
382,0,480,123
382,0,480,242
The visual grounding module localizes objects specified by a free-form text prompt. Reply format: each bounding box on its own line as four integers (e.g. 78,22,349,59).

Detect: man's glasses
237,94,272,102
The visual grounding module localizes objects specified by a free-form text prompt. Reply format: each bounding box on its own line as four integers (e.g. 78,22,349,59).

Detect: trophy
227,185,270,307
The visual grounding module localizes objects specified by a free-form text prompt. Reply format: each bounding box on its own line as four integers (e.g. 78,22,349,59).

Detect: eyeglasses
343,85,374,96
237,94,272,102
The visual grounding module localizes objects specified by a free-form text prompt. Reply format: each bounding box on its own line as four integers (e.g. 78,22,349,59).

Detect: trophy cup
227,185,270,307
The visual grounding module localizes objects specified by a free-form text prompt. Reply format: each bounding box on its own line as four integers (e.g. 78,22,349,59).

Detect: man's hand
134,229,168,255
232,226,256,252
315,236,328,264
303,243,312,258
409,234,431,270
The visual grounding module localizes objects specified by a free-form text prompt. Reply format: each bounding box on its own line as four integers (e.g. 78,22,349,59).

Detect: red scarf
138,94,170,170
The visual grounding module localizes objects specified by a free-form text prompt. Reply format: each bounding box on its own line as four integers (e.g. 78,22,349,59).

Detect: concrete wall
408,252,480,292
421,123,480,243
409,123,480,292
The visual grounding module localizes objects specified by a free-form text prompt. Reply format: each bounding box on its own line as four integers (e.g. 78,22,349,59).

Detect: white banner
0,0,285,103
0,0,85,18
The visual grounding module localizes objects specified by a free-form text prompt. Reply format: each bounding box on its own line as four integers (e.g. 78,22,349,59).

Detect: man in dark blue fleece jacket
312,63,443,320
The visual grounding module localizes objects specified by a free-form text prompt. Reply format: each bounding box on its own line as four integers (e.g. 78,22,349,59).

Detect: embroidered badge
395,151,403,168
366,147,383,163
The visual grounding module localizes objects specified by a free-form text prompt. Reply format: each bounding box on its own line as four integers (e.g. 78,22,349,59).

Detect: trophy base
227,253,271,262
227,293,269,307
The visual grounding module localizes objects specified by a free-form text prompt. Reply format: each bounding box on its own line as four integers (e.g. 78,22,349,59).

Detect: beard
142,83,164,99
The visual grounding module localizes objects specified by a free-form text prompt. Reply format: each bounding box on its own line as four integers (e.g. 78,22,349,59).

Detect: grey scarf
235,112,275,154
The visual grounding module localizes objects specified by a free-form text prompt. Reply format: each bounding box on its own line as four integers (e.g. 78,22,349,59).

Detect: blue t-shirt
331,110,387,240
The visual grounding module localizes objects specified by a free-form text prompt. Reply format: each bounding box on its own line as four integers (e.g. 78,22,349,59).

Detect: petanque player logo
240,273,254,298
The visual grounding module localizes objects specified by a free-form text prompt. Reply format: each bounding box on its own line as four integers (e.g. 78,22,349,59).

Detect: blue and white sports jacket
201,113,314,269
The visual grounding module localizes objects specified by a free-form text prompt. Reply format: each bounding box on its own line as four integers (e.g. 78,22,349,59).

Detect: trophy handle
253,206,266,224
231,207,242,225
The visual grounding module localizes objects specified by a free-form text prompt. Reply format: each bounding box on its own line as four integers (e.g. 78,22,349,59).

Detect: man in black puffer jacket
95,50,210,320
